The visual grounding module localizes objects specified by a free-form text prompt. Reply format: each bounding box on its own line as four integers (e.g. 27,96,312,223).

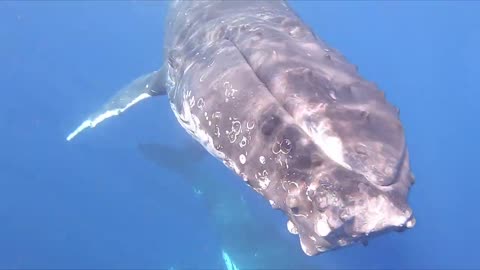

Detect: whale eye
261,115,281,136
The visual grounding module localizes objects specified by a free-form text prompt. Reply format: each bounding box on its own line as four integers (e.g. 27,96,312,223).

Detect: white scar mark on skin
309,120,351,170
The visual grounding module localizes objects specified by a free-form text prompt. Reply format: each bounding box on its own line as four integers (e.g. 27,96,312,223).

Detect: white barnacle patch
212,111,222,120
287,220,299,235
240,173,248,182
255,170,271,190
259,155,266,164
268,199,277,208
224,81,238,102
351,183,412,234
406,217,416,228
299,237,317,256
315,214,332,237
239,154,246,165
223,158,241,175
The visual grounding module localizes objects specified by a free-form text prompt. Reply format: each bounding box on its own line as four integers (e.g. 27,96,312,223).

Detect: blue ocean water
0,1,479,269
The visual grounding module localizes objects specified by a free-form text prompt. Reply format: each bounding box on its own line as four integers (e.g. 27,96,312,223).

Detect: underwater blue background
1,1,479,269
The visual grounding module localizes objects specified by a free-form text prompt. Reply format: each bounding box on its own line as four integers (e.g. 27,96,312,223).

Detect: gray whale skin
67,0,415,256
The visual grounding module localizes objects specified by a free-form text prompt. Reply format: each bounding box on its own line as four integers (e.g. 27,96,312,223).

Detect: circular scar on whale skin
239,154,246,164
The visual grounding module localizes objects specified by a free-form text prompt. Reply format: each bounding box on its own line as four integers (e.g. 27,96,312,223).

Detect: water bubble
406,217,416,228
409,172,416,184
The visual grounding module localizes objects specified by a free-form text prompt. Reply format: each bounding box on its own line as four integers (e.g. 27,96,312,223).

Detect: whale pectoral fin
66,67,167,141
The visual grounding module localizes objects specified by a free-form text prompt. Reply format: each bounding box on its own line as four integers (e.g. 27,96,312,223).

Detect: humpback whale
67,0,415,256
138,140,319,269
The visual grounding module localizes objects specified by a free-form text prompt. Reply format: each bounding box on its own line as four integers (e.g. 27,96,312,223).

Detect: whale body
67,0,415,256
